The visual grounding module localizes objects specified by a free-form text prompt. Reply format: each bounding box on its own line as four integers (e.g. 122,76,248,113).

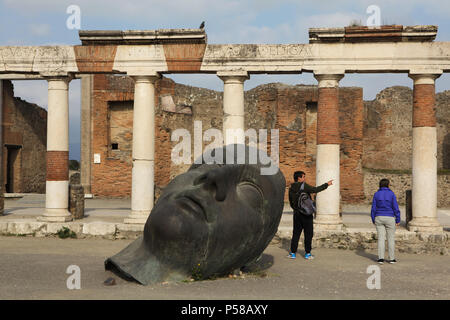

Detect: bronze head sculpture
105,144,286,285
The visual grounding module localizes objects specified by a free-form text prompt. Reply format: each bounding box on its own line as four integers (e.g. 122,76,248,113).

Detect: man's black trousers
290,210,314,254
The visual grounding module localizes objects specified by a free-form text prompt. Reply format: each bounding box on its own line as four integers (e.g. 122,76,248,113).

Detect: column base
37,209,73,222
407,217,443,233
124,211,150,225
314,215,344,231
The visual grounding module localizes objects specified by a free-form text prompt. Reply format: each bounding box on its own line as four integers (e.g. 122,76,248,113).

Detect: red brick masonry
46,151,69,181
413,83,436,127
74,46,117,73
317,87,341,144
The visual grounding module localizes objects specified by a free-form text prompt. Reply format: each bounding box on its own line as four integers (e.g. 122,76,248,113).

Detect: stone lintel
0,73,44,80
309,25,437,43
79,29,207,45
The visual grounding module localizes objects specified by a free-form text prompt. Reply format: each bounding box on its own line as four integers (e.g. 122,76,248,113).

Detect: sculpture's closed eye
236,182,264,210
193,167,234,202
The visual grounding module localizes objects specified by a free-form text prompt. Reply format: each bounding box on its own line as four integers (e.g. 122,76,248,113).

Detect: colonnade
37,71,443,233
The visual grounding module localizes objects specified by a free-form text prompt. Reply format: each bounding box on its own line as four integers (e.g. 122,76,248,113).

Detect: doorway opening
5,144,22,193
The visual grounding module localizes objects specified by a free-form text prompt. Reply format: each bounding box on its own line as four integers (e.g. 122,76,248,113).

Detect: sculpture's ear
105,237,187,285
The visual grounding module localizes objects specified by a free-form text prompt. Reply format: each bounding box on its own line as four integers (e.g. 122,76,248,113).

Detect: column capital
408,71,442,85
217,70,249,83
41,71,73,78
314,73,344,88
43,75,73,86
131,73,161,83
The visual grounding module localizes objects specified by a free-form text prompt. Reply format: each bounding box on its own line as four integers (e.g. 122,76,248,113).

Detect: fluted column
39,77,72,222
217,71,249,145
407,73,443,233
313,73,344,231
124,74,159,224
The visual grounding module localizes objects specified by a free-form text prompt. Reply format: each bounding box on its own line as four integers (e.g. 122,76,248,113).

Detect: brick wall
91,75,134,198
1,80,47,193
90,76,364,203
91,75,221,198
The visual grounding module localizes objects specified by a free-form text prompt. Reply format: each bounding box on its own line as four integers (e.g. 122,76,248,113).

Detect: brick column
80,75,93,197
313,74,344,231
39,77,72,222
124,74,159,224
407,73,443,233
217,71,249,145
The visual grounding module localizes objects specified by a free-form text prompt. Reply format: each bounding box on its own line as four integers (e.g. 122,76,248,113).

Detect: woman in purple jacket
371,178,401,264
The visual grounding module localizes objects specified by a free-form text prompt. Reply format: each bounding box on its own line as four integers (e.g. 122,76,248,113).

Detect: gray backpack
297,182,316,216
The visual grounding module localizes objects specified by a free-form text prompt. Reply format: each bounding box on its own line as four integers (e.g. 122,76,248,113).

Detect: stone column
313,73,344,231
39,77,72,222
124,74,159,224
80,75,93,197
217,71,249,145
407,73,442,233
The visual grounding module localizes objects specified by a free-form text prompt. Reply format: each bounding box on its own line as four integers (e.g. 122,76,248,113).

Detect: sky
1,0,450,161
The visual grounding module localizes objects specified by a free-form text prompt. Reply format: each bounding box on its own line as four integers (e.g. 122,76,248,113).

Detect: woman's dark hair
294,171,305,182
379,178,390,188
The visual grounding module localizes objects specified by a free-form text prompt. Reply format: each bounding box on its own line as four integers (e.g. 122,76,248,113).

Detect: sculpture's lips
177,195,207,220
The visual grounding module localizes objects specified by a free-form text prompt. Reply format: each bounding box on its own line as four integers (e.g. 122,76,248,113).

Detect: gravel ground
0,236,448,300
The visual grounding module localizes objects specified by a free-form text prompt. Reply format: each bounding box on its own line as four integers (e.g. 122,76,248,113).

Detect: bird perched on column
199,21,205,29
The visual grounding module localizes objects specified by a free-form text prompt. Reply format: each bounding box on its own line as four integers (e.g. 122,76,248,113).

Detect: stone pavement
0,236,449,300
1,194,449,254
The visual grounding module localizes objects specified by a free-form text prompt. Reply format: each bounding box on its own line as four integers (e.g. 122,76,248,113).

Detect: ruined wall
363,86,450,170
0,81,3,211
91,75,223,198
1,80,47,193
436,90,450,170
91,76,364,203
364,170,450,207
91,75,134,198
245,83,364,203
362,86,450,207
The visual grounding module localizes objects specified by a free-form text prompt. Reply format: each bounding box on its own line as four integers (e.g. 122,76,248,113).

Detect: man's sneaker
287,252,296,259
388,259,397,264
377,259,384,264
304,253,314,260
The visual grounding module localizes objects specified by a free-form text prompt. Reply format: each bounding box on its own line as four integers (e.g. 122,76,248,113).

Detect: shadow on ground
241,253,274,274
354,248,378,262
